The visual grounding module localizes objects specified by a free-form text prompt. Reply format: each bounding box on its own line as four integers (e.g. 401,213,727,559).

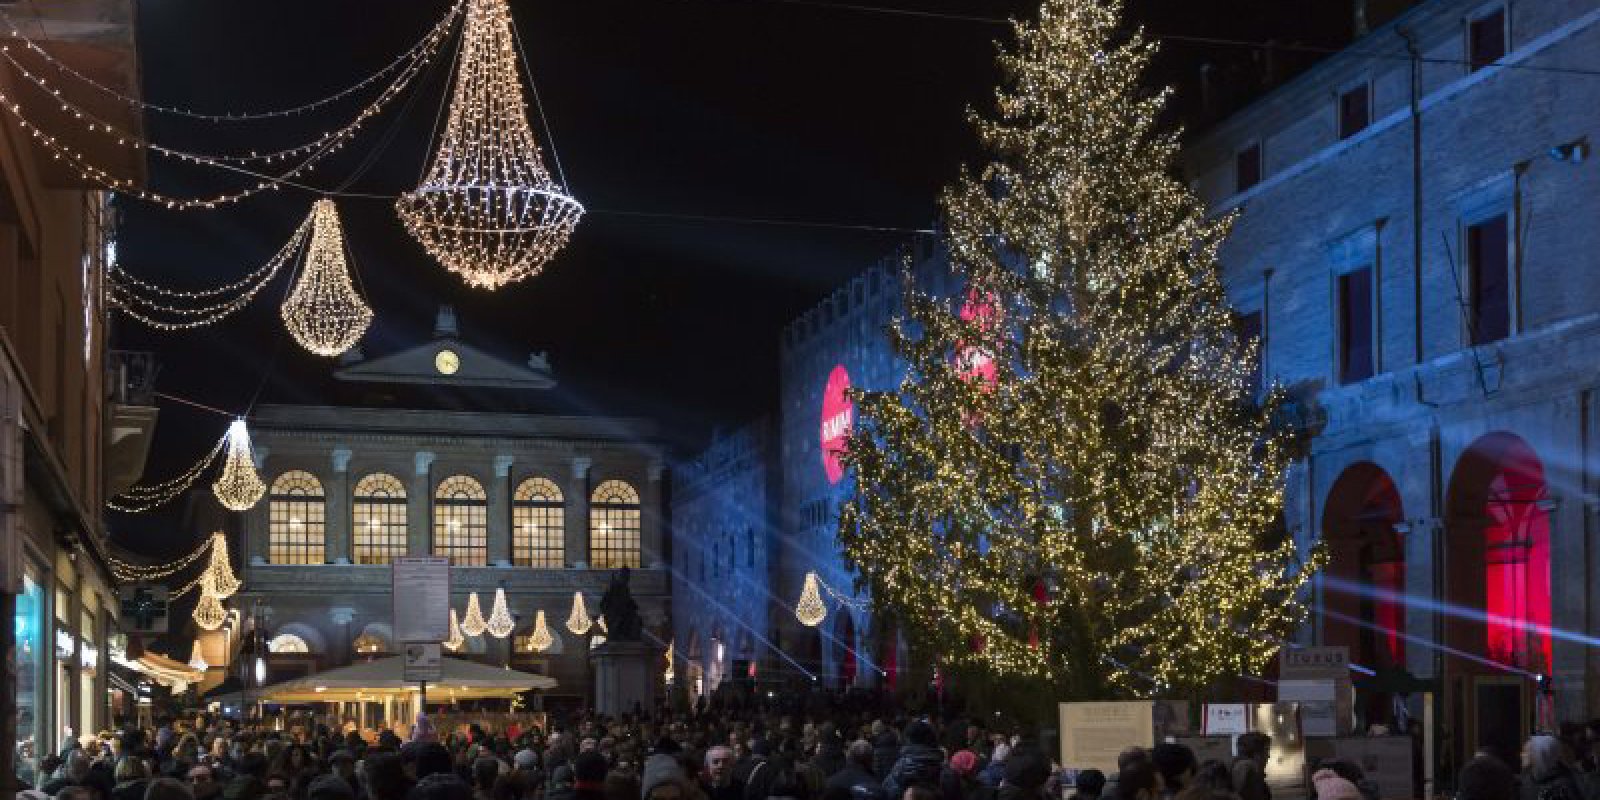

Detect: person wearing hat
641,753,690,800
310,775,357,800
948,751,991,800
574,750,611,800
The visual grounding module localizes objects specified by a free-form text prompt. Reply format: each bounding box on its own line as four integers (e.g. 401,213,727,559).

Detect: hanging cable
0,1,465,122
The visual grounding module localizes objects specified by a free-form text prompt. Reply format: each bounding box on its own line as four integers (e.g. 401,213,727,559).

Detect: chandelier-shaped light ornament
395,0,583,290
486,587,515,638
201,532,242,599
528,610,553,652
565,591,591,635
281,199,373,356
212,419,266,511
444,608,465,651
193,592,227,632
796,571,827,627
460,592,488,637
188,640,209,672
663,639,674,685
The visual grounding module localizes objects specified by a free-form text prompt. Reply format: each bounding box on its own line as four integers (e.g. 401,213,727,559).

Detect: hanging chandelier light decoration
565,591,591,635
796,571,828,627
193,593,227,631
281,198,373,356
486,587,515,639
528,610,553,653
108,435,228,513
444,608,465,651
663,639,674,685
200,532,242,599
396,0,583,290
460,592,488,637
212,419,266,511
187,640,209,673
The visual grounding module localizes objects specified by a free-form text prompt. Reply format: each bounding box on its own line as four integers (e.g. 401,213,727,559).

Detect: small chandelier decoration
796,571,827,627
212,419,265,511
193,593,227,631
565,591,591,635
281,198,372,356
187,641,209,672
444,608,465,651
395,0,583,289
460,592,488,637
528,610,553,653
663,639,674,685
200,532,242,598
486,587,515,638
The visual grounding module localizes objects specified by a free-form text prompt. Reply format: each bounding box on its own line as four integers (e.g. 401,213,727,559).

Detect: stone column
331,607,356,668
328,448,353,564
566,458,591,568
409,452,435,556
643,460,665,568
489,456,515,566
248,447,271,564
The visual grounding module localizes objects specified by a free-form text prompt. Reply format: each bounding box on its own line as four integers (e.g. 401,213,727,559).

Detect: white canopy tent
216,656,555,705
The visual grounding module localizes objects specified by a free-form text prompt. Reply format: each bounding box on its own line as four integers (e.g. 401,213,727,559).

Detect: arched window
589,480,640,569
269,471,325,564
353,473,407,565
513,477,565,567
267,633,310,654
434,475,487,566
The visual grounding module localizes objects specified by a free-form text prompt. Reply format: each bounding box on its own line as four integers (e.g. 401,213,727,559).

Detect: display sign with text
393,557,451,643
1059,702,1153,772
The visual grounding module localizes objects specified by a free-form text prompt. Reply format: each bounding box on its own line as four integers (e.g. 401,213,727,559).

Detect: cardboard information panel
1280,646,1353,736
393,557,451,643
1059,702,1153,773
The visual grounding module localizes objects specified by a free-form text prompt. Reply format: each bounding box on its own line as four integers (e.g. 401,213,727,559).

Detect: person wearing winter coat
1230,734,1270,800
111,755,153,800
870,729,900,784
881,723,948,800
825,742,883,800
1519,736,1585,800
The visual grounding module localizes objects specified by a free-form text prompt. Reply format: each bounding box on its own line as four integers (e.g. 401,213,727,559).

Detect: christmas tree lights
838,0,1320,699
396,0,583,289
281,199,373,356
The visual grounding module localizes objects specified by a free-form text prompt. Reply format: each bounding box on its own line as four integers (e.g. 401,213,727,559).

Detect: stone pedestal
591,640,654,717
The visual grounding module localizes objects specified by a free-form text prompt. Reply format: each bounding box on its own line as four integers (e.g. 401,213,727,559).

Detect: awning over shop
241,656,555,703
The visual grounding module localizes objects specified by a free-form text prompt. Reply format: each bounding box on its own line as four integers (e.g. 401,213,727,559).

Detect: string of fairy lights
109,532,242,630
108,418,265,513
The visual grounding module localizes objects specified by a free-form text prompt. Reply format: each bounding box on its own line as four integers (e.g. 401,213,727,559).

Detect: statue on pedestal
598,567,642,641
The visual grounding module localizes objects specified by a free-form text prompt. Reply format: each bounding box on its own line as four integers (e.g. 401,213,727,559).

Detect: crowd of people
16,709,1600,800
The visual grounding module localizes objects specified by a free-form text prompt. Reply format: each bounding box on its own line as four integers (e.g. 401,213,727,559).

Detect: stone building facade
668,419,778,696
236,321,669,707
0,0,152,788
1180,0,1600,768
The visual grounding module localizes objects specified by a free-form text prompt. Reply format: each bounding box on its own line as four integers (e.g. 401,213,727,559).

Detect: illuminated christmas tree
838,0,1320,700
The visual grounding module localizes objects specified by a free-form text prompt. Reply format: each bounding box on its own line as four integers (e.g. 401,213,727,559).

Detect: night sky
110,0,1385,551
